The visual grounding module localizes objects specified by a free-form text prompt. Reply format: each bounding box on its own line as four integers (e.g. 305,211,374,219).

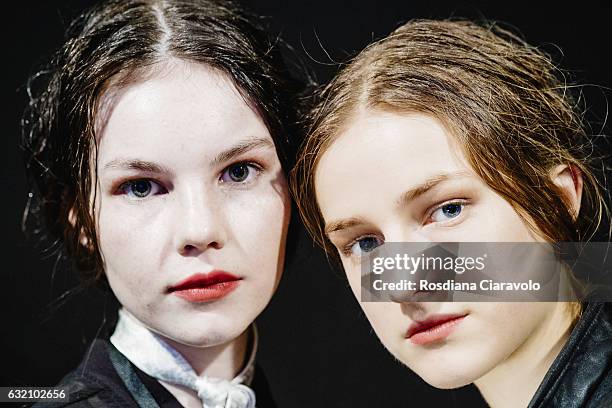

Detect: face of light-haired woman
313,110,582,404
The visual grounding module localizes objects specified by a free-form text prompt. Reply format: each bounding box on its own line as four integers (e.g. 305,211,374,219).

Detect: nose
174,185,226,256
381,235,454,304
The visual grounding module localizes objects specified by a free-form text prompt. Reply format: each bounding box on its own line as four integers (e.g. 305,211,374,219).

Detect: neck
474,303,575,408
157,329,250,408
163,328,250,380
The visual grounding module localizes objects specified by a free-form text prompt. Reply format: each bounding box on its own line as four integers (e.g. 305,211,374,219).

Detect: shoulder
530,303,612,408
587,374,612,408
33,339,138,408
580,303,612,407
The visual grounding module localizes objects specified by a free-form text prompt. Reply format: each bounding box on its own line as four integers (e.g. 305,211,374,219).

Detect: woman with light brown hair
292,20,612,407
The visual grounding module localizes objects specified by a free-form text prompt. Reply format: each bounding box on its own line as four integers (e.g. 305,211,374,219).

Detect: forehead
96,60,270,165
314,111,471,218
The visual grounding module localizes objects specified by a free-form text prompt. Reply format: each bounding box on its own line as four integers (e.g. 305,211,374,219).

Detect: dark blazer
528,302,612,407
32,339,278,408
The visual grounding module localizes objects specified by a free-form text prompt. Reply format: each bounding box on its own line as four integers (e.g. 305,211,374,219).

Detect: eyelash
114,160,264,199
340,234,384,258
218,160,264,186
116,178,167,199
338,199,470,257
425,199,469,225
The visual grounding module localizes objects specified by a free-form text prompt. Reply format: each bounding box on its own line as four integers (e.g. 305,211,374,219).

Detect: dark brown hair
292,19,609,261
22,0,304,284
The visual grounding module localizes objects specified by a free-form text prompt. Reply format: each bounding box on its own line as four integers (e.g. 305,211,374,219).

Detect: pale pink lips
406,314,468,345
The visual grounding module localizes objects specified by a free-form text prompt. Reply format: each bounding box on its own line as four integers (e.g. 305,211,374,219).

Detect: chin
157,315,251,348
418,370,474,389
394,351,485,390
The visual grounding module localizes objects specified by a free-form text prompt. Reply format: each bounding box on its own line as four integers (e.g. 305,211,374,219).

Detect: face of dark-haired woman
314,110,578,389
93,59,290,347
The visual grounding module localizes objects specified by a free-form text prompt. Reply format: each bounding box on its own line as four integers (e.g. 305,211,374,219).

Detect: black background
4,1,611,407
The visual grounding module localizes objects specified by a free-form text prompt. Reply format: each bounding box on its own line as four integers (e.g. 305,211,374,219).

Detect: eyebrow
101,137,275,174
102,159,172,174
323,171,471,235
394,171,471,208
325,217,368,235
210,137,275,167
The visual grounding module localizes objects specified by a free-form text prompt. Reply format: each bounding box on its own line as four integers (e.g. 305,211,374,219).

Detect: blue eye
431,202,464,223
348,236,383,257
220,162,259,183
120,179,164,199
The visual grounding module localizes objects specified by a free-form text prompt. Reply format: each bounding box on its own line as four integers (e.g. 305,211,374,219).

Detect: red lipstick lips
168,271,241,302
406,314,467,345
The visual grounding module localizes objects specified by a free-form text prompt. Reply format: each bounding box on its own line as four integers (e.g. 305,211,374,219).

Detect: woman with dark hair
292,20,612,407
22,0,303,406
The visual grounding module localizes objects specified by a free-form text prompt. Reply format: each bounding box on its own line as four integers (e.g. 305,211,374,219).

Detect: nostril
181,244,199,256
180,241,222,256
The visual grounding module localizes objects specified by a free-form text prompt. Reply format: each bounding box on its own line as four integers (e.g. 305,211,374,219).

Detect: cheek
225,184,290,273
342,259,364,301
96,201,167,300
477,303,552,338
342,262,403,345
363,304,402,338
463,302,555,366
477,195,539,241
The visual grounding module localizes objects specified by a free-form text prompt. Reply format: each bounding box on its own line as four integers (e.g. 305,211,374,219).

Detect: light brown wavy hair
291,20,610,320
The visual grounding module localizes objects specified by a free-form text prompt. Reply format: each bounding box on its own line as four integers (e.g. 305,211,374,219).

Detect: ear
550,164,583,220
68,207,90,248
